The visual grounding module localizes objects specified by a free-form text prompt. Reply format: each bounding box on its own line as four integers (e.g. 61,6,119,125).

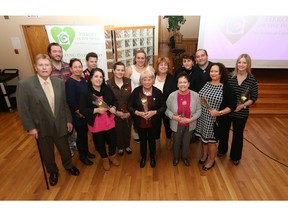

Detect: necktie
43,81,54,114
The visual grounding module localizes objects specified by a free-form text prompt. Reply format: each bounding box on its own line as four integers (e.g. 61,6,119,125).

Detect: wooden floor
0,111,288,201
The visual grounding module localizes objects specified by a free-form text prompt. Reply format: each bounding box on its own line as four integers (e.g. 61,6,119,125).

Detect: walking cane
35,138,50,190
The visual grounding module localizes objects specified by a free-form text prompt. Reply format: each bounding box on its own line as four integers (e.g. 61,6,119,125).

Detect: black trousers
115,117,132,149
156,114,172,140
218,115,248,161
74,124,89,159
138,127,156,159
92,127,117,158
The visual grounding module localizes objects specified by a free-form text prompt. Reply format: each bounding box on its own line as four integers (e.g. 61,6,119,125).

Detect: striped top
228,73,258,118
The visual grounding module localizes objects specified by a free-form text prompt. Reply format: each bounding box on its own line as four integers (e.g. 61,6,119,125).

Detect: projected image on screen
198,16,288,68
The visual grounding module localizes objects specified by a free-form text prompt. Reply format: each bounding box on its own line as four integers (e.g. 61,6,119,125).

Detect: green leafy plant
163,16,186,49
163,16,186,32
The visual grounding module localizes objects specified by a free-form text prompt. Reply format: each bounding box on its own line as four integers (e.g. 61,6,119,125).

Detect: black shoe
173,159,179,166
202,161,216,171
66,166,80,176
198,155,208,164
49,172,58,186
217,152,226,158
233,160,240,165
140,158,146,168
150,158,156,168
80,157,93,165
183,158,190,167
87,152,96,159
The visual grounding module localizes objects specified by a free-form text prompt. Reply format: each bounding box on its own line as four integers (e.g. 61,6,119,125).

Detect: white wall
0,16,159,79
181,16,200,38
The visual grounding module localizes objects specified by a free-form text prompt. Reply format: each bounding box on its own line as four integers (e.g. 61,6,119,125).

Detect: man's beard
52,56,62,62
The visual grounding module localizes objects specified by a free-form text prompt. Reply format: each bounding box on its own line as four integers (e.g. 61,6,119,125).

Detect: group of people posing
16,42,258,187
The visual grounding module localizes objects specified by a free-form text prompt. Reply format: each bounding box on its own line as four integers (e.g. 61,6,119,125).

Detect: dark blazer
16,75,72,138
128,85,166,130
162,74,177,101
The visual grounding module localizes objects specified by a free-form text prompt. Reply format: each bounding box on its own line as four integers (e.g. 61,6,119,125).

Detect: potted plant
163,16,186,49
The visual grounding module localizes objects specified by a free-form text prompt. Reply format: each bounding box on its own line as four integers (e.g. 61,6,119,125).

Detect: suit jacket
16,75,72,138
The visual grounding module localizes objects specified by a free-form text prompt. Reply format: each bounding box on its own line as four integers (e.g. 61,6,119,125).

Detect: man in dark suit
16,54,80,186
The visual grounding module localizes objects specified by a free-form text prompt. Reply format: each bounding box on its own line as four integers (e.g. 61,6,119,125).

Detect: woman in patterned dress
195,63,236,170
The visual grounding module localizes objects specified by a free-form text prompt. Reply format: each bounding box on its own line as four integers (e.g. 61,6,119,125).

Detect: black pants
115,117,132,149
138,127,156,159
74,124,89,159
156,114,172,140
92,127,117,158
218,116,248,161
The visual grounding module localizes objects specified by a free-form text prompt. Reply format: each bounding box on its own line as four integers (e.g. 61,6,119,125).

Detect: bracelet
218,111,223,116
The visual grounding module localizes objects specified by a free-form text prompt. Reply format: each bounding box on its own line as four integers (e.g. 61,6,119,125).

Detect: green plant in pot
163,16,186,49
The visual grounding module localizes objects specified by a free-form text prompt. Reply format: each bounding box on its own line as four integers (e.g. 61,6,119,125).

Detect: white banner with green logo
45,25,108,79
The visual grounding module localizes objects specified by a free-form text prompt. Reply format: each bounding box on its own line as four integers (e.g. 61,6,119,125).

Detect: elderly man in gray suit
16,54,80,186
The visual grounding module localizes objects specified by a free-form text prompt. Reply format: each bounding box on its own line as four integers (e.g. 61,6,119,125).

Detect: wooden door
22,25,50,67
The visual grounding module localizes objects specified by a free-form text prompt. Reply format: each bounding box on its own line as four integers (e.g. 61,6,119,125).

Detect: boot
102,157,110,171
109,154,120,166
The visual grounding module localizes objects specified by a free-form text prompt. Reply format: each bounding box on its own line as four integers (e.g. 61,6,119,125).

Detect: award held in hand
92,94,110,109
181,100,187,117
201,98,212,110
141,94,149,123
238,87,250,105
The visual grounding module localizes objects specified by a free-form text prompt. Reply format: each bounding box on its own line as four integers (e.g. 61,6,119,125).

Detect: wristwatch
243,104,247,109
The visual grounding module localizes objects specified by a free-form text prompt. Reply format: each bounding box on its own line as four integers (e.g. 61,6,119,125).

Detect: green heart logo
51,27,75,51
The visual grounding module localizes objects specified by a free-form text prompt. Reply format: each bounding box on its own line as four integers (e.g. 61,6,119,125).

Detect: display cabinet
104,26,155,73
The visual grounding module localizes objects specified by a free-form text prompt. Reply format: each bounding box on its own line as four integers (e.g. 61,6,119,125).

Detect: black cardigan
216,81,237,123
79,85,117,126
128,85,166,130
162,73,178,101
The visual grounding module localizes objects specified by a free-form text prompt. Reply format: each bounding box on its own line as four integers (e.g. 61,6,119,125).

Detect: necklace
143,90,152,96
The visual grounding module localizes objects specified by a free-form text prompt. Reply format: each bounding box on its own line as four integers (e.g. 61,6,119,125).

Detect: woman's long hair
232,53,252,77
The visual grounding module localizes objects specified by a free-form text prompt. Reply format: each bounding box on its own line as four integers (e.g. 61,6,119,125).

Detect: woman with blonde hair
218,54,258,165
125,50,155,142
128,70,166,168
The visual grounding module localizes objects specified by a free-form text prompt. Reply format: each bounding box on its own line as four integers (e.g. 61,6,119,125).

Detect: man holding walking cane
16,54,80,187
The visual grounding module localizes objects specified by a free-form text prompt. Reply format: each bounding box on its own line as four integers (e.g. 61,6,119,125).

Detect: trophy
141,94,149,123
201,98,212,110
238,87,250,105
92,94,110,109
181,100,187,117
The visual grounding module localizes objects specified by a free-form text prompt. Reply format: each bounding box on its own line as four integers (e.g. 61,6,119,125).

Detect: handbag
213,120,221,140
